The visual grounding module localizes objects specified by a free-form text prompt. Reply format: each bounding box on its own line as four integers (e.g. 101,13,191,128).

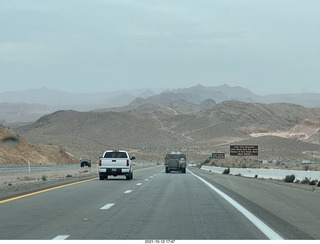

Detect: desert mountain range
11,100,320,164
1,84,320,123
1,84,320,165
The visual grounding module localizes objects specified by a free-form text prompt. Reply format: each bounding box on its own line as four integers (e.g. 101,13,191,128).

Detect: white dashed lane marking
49,172,161,240
52,235,70,240
100,203,115,210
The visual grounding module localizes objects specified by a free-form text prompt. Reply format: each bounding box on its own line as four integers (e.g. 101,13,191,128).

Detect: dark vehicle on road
80,158,91,167
165,152,186,173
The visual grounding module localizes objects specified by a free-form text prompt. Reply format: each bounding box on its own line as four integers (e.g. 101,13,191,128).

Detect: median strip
0,177,98,204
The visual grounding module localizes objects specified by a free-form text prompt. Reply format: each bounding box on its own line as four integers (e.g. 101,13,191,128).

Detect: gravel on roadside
0,167,98,201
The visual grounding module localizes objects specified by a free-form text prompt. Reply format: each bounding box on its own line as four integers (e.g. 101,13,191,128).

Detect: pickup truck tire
125,172,133,180
99,173,107,180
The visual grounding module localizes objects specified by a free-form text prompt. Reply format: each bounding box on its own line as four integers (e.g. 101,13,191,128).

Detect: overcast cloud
0,0,319,95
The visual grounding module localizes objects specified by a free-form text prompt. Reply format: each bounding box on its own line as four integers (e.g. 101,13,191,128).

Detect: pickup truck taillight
127,160,129,166
99,159,101,166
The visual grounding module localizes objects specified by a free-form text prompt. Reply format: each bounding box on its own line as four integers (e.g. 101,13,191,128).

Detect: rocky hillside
249,116,320,143
15,110,181,162
0,124,78,165
14,101,320,163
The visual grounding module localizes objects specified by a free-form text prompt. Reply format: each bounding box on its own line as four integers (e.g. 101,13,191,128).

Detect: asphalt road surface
0,165,316,240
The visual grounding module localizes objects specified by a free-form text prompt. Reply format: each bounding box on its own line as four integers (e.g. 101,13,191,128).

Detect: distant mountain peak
138,89,156,99
219,83,231,88
129,97,146,106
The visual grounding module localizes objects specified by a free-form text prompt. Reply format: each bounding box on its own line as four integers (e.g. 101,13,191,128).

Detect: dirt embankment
0,124,78,165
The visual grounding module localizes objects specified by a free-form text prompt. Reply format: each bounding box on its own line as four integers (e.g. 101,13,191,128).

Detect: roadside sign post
28,161,31,173
230,145,258,156
212,153,225,159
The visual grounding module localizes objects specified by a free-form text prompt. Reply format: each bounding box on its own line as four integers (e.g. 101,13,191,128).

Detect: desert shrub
66,174,72,178
222,167,230,174
309,180,317,186
203,159,210,164
301,177,310,184
284,174,295,183
317,181,320,187
42,175,47,181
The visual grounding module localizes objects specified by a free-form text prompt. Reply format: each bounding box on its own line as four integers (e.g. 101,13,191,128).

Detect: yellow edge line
0,177,98,204
0,165,158,204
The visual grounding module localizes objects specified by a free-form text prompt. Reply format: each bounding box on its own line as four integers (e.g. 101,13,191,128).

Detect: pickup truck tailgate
100,158,128,167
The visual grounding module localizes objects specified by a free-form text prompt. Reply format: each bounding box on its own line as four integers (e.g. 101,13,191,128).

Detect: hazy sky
1,0,319,95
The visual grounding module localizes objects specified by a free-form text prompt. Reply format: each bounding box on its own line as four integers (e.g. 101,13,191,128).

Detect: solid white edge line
100,203,115,210
188,170,284,240
52,235,70,240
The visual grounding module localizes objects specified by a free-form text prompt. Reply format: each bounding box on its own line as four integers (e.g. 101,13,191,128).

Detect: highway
0,165,317,240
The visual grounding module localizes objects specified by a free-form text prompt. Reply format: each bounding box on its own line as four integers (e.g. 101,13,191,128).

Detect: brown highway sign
212,153,225,159
230,145,258,156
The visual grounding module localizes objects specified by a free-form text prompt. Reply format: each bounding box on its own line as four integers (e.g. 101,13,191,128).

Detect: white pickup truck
99,150,135,180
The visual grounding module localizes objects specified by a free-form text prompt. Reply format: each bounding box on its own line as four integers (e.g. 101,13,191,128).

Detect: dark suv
80,158,91,167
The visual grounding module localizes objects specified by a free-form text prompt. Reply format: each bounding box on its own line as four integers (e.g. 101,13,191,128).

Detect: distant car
80,158,91,167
